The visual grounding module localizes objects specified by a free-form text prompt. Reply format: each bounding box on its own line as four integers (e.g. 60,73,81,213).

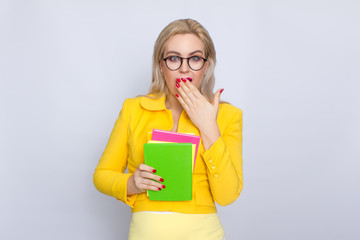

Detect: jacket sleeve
201,107,243,206
93,99,137,207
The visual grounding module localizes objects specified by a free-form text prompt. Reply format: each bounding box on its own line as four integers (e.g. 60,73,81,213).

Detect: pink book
151,129,201,169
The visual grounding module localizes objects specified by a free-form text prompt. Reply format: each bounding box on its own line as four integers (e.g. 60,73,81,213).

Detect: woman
93,19,243,240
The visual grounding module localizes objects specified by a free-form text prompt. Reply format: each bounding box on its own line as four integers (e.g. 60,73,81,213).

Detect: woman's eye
169,56,180,62
190,56,201,61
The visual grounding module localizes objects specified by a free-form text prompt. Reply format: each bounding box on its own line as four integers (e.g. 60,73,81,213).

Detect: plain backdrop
1,0,359,239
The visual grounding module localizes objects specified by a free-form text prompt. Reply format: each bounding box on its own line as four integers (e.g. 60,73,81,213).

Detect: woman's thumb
212,88,224,106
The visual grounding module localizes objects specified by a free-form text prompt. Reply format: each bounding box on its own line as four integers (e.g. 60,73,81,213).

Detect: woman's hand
127,163,165,196
176,78,223,149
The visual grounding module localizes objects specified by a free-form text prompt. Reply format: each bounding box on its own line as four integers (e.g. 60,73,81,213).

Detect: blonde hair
149,19,216,102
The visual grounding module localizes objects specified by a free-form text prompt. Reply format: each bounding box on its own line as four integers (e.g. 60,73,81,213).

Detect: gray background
1,0,359,239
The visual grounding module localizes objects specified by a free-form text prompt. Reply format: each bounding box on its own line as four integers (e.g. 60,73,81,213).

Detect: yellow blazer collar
140,94,167,111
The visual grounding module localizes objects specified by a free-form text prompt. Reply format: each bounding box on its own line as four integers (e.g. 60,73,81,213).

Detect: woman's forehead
164,34,205,55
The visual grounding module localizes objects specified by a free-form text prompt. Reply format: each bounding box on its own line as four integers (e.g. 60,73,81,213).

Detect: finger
138,163,157,173
183,78,203,99
138,183,162,191
178,78,198,106
179,78,197,100
212,88,224,107
140,171,164,183
176,93,190,112
142,178,165,189
138,179,165,191
177,86,193,107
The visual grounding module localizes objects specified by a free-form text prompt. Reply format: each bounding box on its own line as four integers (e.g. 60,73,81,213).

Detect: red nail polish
159,178,164,182
176,78,181,83
176,94,179,98
158,188,161,191
182,78,186,83
176,83,180,88
152,169,156,173
220,89,224,93
162,185,166,188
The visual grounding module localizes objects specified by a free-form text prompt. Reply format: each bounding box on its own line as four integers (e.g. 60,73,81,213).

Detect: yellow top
93,94,243,214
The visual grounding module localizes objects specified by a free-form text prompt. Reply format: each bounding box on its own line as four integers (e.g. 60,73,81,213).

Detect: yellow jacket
93,94,243,214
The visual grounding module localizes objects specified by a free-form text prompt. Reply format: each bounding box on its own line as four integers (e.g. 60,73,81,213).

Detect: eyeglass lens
166,56,205,71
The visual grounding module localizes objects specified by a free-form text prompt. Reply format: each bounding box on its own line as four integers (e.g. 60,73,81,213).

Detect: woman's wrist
127,175,140,196
200,121,221,150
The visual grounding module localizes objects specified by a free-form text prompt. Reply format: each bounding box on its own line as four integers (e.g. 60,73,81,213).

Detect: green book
143,143,192,201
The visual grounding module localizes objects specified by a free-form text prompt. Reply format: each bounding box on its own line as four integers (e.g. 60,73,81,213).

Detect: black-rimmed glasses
163,56,207,71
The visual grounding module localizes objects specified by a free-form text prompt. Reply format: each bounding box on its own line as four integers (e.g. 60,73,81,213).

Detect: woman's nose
178,59,190,73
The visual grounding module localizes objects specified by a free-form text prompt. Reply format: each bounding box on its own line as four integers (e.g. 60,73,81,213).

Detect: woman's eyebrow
189,50,203,55
164,50,204,56
165,51,181,55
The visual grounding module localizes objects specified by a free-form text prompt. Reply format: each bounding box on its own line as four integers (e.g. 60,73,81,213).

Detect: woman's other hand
127,163,165,196
176,78,223,149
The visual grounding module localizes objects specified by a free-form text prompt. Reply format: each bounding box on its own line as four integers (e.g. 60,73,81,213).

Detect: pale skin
127,34,224,196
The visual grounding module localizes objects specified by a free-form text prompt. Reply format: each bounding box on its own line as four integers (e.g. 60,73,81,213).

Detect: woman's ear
203,60,210,74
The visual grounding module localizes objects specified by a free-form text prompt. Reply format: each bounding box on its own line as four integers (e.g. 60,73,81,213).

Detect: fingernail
162,185,166,188
220,88,224,93
176,78,181,83
176,82,180,88
181,78,186,83
159,178,164,182
158,188,161,191
152,169,156,173
186,77,192,81
176,94,179,98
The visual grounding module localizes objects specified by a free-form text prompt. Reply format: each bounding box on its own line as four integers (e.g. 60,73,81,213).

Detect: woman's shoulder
219,102,243,116
122,95,142,107
121,93,166,111
217,102,243,126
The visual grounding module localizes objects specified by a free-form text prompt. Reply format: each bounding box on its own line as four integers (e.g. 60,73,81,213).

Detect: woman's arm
201,108,243,206
93,99,137,207
176,79,243,206
93,99,164,207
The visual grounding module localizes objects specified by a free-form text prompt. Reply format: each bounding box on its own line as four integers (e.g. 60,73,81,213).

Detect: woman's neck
165,94,183,132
